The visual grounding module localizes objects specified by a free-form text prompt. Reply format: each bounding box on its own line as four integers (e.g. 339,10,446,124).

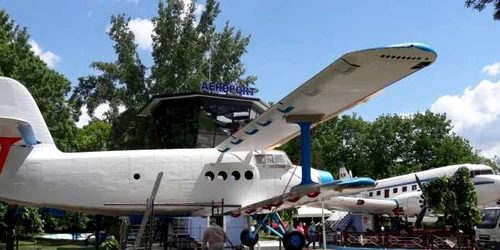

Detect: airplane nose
317,169,334,183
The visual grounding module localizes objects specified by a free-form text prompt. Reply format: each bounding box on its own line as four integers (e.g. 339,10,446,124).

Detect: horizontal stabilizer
0,117,39,174
0,116,39,146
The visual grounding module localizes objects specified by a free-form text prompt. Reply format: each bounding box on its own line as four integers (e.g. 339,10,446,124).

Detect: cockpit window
254,154,291,168
470,169,494,178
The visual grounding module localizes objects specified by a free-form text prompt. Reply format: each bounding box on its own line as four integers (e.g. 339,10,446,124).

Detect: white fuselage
0,145,347,216
319,164,500,216
359,164,500,205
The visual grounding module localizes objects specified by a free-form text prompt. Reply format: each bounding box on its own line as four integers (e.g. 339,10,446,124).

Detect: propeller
414,174,427,229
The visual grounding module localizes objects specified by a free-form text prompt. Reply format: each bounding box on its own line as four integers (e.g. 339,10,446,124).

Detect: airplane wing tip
384,42,437,56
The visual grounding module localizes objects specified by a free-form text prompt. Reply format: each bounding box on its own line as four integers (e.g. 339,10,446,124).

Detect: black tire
240,229,259,247
282,230,305,250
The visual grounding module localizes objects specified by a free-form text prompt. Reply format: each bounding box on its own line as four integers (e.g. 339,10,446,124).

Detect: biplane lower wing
215,43,437,153
231,177,377,215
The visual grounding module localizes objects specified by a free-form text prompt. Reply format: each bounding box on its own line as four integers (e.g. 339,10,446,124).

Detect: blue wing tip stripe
385,43,436,55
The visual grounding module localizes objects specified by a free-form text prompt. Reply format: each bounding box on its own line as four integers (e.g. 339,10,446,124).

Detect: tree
424,166,482,230
278,110,487,180
465,0,500,21
0,10,78,152
76,120,112,152
71,0,256,150
0,9,81,247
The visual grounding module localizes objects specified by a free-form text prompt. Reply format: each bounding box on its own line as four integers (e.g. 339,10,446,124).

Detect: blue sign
201,81,258,96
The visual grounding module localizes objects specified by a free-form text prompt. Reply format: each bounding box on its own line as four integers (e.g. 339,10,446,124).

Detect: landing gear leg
94,215,102,250
240,210,305,250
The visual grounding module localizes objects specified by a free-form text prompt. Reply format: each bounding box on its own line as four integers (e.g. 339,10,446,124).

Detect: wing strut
285,114,324,187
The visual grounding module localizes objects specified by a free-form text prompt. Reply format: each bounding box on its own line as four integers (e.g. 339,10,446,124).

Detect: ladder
122,172,164,250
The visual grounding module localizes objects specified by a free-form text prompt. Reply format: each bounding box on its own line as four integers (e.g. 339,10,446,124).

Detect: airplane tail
0,77,57,174
338,161,353,179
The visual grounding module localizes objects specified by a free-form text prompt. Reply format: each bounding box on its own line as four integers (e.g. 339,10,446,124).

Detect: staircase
328,213,354,231
122,217,159,250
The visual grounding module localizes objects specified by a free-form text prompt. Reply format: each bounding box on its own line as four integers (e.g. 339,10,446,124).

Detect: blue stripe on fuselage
366,177,493,193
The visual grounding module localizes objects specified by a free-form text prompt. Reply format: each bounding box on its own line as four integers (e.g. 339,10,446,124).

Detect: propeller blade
415,174,424,192
415,206,427,228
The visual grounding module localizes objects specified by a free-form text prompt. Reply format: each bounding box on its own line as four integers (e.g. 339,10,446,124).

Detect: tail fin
0,77,55,173
338,161,352,179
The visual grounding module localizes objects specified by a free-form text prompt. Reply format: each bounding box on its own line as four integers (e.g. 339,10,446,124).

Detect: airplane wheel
240,228,259,247
282,231,305,250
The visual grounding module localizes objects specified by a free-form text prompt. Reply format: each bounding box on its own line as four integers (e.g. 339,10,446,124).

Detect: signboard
200,81,258,97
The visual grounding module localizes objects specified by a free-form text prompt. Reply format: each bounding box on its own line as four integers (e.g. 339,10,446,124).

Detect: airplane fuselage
0,145,343,216
318,164,500,217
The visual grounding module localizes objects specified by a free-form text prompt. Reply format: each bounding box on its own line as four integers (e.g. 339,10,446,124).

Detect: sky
2,0,500,158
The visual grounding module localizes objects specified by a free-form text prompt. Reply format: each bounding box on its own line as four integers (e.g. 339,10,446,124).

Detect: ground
0,238,90,250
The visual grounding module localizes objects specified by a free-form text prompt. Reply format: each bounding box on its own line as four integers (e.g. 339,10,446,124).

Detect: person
202,218,228,250
306,221,317,249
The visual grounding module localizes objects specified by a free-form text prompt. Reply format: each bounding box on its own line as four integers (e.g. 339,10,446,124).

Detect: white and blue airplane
310,163,500,227
0,43,437,249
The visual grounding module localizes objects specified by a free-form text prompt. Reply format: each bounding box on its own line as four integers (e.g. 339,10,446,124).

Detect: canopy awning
294,205,334,218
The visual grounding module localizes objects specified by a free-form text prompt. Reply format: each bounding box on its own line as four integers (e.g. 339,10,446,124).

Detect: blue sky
2,0,500,157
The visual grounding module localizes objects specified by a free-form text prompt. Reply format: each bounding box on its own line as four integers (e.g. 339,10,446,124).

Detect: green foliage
278,208,298,224
15,207,45,241
100,236,119,250
60,212,92,233
424,167,481,229
279,110,486,179
0,9,85,241
465,0,500,20
71,0,255,150
76,120,112,152
0,9,78,152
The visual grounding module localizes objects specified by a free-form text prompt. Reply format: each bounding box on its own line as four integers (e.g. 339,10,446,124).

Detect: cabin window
393,188,398,193
232,171,241,180
384,189,389,198
402,186,407,192
133,173,141,180
205,171,214,181
218,171,227,180
376,190,381,196
245,170,254,180
412,184,417,191
369,192,373,197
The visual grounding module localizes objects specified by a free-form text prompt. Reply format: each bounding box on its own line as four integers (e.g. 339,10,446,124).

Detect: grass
0,238,94,250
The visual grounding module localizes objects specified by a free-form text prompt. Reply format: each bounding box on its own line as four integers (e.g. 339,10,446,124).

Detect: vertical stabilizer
338,161,352,179
0,77,54,146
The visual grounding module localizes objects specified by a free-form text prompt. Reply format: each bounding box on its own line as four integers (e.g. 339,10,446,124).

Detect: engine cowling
393,191,427,216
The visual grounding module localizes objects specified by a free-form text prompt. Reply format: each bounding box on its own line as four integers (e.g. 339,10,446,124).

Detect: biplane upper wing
215,43,437,153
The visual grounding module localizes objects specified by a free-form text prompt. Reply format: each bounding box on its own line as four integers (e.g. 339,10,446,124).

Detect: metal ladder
121,172,164,250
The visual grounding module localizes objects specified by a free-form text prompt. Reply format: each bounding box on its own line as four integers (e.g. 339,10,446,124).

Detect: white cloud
76,104,126,128
483,62,500,77
28,39,61,68
105,1,204,51
183,0,204,17
127,18,154,51
431,79,500,158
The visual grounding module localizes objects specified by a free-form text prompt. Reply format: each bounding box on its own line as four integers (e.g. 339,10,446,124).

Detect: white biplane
0,43,437,249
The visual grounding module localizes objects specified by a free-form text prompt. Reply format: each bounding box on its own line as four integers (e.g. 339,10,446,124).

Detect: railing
332,231,477,249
